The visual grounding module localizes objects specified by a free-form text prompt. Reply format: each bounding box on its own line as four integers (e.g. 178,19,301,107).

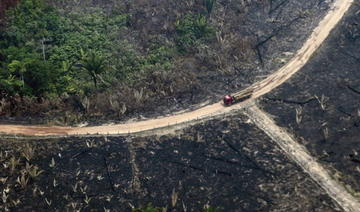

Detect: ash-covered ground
0,114,339,211
104,0,333,123
0,0,331,125
259,3,360,195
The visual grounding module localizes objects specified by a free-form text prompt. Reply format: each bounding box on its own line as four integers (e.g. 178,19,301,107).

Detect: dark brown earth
259,3,360,196
0,0,331,125
63,0,332,125
0,114,340,211
0,0,18,20
0,1,357,211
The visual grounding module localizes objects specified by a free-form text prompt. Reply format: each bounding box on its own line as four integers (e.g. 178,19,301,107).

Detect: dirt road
0,0,354,136
244,105,360,212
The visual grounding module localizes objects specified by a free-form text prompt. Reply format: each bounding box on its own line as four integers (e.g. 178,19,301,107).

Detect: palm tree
80,50,107,88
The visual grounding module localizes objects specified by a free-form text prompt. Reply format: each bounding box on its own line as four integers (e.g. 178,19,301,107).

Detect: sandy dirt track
0,0,354,137
244,105,360,212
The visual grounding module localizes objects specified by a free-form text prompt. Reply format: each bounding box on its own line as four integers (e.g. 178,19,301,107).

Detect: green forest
1,0,167,97
0,0,216,122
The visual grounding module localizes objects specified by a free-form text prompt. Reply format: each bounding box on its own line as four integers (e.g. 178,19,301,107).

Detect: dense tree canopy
0,0,177,99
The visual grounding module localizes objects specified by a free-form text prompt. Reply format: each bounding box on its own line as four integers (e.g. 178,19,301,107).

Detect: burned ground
0,1,356,211
259,3,360,195
62,0,332,125
0,114,339,211
0,0,331,125
132,114,339,211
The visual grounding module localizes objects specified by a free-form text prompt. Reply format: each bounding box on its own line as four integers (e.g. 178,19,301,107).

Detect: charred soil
259,3,360,196
0,0,331,125
0,114,340,211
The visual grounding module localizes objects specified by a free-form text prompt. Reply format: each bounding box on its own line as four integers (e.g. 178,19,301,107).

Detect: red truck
223,88,253,106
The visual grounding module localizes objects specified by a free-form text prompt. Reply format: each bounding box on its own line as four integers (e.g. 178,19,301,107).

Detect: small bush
175,14,215,53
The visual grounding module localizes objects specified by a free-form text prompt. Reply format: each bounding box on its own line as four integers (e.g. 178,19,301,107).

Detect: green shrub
175,14,215,53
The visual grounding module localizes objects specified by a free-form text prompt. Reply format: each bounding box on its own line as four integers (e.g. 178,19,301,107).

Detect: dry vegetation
0,0,331,125
0,114,340,211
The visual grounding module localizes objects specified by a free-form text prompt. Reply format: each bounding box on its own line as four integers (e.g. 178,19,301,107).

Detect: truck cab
223,95,235,106
223,90,253,106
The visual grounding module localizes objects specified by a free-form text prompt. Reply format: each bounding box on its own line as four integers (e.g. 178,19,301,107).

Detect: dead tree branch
269,0,289,15
264,96,316,105
103,155,115,192
223,138,276,178
347,85,360,95
254,15,304,66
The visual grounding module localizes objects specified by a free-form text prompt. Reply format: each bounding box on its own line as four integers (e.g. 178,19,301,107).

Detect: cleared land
0,0,358,211
244,105,360,212
0,0,332,124
0,0,353,136
259,1,360,200
0,114,340,211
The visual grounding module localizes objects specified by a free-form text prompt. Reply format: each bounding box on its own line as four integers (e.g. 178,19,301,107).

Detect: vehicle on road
223,88,253,106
